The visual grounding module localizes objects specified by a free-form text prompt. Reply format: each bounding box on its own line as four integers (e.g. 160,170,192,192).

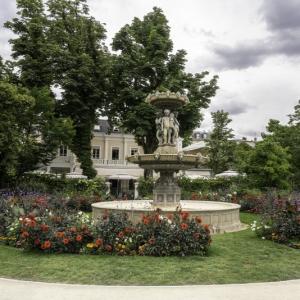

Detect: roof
182,140,207,152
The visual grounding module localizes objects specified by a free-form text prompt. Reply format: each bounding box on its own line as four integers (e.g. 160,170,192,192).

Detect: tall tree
46,0,109,178
4,0,74,179
245,139,292,190
265,100,300,187
206,110,235,175
232,141,254,174
107,7,218,155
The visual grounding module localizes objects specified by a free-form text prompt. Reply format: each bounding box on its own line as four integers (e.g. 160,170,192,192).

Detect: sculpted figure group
156,109,179,145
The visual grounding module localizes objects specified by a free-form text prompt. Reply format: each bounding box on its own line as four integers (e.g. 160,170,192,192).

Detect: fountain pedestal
153,170,181,207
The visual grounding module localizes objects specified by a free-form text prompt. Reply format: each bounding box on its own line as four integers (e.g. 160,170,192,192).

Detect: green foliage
252,193,300,245
107,7,218,154
245,139,292,190
46,0,109,178
232,142,255,173
206,110,235,175
2,196,211,256
265,101,300,188
137,176,155,198
16,174,107,196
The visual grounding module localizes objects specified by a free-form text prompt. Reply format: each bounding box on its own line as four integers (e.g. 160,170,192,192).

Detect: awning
108,174,138,180
215,170,241,178
65,173,88,179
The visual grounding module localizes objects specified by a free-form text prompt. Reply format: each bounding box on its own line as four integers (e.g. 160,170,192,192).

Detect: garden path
0,278,299,300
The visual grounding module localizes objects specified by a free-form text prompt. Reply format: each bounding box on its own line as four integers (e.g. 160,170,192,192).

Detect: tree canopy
206,110,235,175
106,7,218,153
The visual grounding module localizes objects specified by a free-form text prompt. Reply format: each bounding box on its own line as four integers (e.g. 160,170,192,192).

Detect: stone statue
156,109,180,145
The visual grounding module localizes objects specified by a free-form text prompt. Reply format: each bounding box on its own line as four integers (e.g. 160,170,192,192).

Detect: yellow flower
86,243,95,249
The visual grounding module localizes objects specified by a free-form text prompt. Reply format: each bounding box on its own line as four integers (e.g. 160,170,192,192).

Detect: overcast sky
1,0,300,139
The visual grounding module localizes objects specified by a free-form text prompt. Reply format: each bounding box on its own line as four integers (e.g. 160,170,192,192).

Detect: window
112,147,119,160
130,148,138,156
59,145,67,156
92,147,100,159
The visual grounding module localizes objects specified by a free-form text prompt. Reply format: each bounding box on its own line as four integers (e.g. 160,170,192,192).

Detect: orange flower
195,216,202,224
76,235,82,242
63,238,70,245
40,224,49,232
105,244,112,252
117,231,124,238
55,231,65,238
180,211,190,221
95,239,103,247
21,231,29,238
180,223,188,230
204,224,210,232
42,240,51,249
142,216,150,225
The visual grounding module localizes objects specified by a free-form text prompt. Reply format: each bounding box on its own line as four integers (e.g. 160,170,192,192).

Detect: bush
1,195,212,256
251,192,300,245
15,174,107,196
137,176,154,198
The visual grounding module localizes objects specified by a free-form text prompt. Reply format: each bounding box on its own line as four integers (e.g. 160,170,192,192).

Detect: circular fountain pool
92,200,244,233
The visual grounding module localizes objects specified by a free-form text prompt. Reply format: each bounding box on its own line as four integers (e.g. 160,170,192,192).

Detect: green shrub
137,176,154,198
251,192,300,245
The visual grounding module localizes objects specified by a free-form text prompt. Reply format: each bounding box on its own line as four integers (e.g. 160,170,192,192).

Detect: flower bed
251,193,300,247
0,194,211,256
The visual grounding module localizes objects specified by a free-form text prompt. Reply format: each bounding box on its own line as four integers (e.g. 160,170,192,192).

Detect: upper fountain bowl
146,91,189,110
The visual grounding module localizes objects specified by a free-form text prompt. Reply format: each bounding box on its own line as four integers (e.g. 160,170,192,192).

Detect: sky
0,0,300,139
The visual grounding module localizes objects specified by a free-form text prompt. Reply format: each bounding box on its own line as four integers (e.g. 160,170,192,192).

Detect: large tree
245,139,292,190
206,110,235,175
106,7,218,154
46,0,110,178
264,100,300,187
3,0,74,181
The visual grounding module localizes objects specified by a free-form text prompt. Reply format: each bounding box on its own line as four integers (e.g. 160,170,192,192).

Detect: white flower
262,237,265,240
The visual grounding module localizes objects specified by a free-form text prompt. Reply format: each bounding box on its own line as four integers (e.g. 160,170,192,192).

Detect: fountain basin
92,200,244,233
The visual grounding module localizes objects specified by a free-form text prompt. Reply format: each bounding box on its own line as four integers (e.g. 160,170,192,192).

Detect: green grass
0,213,299,285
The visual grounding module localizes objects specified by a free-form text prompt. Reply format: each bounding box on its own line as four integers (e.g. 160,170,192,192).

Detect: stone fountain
92,91,243,233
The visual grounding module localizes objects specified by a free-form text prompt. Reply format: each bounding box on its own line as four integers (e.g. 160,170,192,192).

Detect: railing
93,159,134,165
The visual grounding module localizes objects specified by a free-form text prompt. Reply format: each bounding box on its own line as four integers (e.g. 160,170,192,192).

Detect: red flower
117,231,124,238
41,240,51,249
180,223,188,230
34,239,40,246
63,238,70,245
195,216,202,224
21,231,29,238
105,244,112,252
180,211,190,221
204,224,210,232
76,235,82,242
40,224,49,232
95,239,103,247
149,237,156,245
142,216,150,225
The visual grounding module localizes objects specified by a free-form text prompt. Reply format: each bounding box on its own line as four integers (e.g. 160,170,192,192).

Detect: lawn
0,213,299,285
